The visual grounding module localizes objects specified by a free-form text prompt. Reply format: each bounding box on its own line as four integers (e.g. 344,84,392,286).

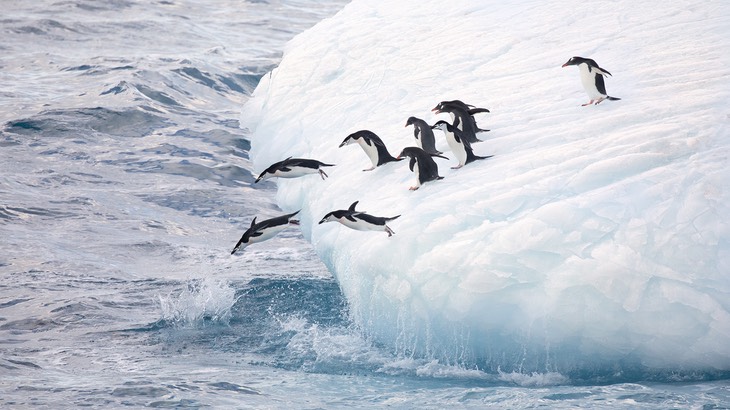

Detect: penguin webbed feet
318,169,329,180
385,226,395,237
409,186,419,191
363,167,375,172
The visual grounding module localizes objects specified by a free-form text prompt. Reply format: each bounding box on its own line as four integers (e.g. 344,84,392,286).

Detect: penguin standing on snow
405,116,442,155
432,100,488,144
431,120,492,169
319,201,400,237
231,210,300,254
255,157,334,183
562,56,621,106
436,100,490,133
339,130,403,171
397,146,447,190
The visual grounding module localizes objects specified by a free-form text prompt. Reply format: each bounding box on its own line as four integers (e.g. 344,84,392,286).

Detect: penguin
562,56,621,106
405,116,442,155
231,210,300,254
339,130,403,171
318,201,400,237
431,120,492,169
255,157,334,183
431,102,482,144
396,146,447,190
437,100,490,133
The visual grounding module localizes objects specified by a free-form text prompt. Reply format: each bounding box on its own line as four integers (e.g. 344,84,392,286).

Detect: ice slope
241,0,730,378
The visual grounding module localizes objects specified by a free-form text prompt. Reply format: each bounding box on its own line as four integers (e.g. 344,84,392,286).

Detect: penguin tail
436,176,444,180
387,215,401,221
607,96,621,101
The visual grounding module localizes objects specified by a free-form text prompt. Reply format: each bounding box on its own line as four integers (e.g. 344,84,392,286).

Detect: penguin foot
581,100,595,106
594,97,607,105
318,169,329,179
451,165,463,169
409,186,419,191
363,167,375,172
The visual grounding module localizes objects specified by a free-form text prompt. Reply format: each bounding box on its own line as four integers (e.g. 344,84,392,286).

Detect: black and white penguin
562,56,621,106
405,116,442,155
318,201,400,237
396,146,447,190
438,100,490,133
255,157,334,183
231,210,300,254
432,100,489,142
431,120,492,169
339,130,402,171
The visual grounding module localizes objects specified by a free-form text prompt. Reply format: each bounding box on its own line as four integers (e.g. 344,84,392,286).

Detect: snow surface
242,0,730,377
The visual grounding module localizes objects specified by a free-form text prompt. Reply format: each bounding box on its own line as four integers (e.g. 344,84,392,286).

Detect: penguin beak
561,62,569,67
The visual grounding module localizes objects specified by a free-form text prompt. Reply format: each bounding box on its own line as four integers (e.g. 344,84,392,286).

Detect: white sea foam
243,0,730,374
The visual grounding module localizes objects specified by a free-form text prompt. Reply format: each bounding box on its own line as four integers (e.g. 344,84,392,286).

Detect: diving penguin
255,157,334,183
231,210,300,254
339,130,402,171
431,120,492,169
405,116,442,155
318,201,400,237
397,146,447,191
562,56,621,106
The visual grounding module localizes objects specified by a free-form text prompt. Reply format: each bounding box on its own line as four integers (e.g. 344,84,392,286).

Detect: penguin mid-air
397,146,447,190
255,157,334,183
431,120,492,169
339,130,402,171
562,56,621,106
318,201,400,237
405,116,442,155
231,210,300,254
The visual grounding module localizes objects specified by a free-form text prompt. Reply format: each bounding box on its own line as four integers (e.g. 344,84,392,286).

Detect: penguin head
231,240,249,254
405,116,417,127
254,171,270,183
562,56,588,67
339,132,362,147
397,146,421,160
318,212,338,224
430,120,450,131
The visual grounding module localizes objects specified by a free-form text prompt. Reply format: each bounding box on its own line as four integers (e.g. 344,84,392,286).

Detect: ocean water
1,1,729,409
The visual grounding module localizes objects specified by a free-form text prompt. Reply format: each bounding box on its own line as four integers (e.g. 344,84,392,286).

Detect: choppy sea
1,1,729,408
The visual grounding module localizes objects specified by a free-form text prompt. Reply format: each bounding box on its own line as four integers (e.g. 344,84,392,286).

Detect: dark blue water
1,1,729,408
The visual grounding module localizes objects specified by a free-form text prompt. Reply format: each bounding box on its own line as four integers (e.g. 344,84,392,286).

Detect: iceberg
242,0,730,380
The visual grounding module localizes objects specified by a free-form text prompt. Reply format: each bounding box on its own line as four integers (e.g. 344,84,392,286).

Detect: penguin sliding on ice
562,56,621,106
339,130,402,171
231,211,300,254
397,147,448,191
319,201,400,237
405,116,442,155
255,157,334,183
431,120,492,169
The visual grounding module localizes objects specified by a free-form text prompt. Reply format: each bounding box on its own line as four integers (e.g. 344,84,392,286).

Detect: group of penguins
231,56,621,254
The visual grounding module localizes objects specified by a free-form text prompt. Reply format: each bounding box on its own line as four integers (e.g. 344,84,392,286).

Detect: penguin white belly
579,64,604,99
273,166,317,178
445,133,467,166
339,217,379,232
357,139,380,168
412,161,422,187
251,224,289,243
